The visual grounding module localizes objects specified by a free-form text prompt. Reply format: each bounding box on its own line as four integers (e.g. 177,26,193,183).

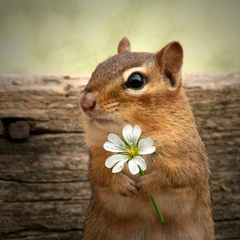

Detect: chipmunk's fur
80,37,215,240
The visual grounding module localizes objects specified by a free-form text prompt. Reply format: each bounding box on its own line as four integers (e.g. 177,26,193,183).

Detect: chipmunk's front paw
112,174,138,197
137,172,160,195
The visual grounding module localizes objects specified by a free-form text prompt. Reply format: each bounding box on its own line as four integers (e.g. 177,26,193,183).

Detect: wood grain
0,73,239,239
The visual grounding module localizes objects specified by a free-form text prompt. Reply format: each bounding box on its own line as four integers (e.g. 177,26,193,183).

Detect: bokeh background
0,0,239,74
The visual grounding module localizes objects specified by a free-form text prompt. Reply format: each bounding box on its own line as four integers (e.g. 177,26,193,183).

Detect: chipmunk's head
80,37,184,144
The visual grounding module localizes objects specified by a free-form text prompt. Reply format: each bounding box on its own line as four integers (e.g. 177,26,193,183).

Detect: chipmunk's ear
118,37,131,53
155,41,183,89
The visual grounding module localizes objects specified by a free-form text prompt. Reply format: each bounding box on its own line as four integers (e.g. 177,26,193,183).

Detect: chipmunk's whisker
70,112,81,130
67,105,80,115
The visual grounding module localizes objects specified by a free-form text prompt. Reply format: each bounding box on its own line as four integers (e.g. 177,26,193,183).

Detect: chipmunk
80,37,215,240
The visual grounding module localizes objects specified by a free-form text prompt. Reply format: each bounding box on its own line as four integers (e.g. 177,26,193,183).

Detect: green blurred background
0,0,239,74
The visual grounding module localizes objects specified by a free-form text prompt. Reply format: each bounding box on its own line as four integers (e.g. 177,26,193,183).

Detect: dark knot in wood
8,121,30,140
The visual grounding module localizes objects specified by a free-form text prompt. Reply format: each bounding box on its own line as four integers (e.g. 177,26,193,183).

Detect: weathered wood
0,74,89,133
0,73,239,239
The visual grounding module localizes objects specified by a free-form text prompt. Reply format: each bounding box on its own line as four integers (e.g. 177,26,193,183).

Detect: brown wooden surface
0,73,239,240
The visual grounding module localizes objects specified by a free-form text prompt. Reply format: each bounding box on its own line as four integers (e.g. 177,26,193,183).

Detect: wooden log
0,73,239,239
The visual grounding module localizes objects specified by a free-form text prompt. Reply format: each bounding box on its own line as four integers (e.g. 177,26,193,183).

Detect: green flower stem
150,194,165,224
139,167,144,176
138,166,164,224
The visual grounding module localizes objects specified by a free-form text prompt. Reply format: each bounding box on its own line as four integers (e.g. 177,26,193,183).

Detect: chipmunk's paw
137,172,159,195
112,174,138,197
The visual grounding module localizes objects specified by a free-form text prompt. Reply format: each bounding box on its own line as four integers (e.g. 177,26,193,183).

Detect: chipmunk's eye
125,73,146,90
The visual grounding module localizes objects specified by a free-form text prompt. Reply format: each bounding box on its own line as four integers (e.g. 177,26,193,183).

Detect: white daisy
103,124,156,175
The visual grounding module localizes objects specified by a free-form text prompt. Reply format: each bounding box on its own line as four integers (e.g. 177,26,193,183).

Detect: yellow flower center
127,145,138,159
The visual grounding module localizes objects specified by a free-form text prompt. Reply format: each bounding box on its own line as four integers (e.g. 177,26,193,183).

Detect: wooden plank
1,231,82,240
0,74,89,133
214,220,240,239
0,134,89,182
0,73,239,239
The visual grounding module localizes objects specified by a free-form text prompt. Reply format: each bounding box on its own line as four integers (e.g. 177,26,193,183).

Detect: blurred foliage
0,0,239,74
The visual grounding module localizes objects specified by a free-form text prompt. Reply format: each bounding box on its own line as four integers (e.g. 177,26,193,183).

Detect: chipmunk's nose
80,93,96,111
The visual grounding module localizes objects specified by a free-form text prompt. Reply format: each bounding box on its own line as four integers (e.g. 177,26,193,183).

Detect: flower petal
122,124,133,143
128,160,140,175
112,160,126,173
105,154,127,168
138,137,156,154
122,124,141,145
108,133,125,148
134,156,147,171
132,125,142,144
103,141,124,153
139,146,156,155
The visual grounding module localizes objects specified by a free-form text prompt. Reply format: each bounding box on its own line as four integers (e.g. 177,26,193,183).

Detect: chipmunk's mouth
94,118,116,126
82,111,119,128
